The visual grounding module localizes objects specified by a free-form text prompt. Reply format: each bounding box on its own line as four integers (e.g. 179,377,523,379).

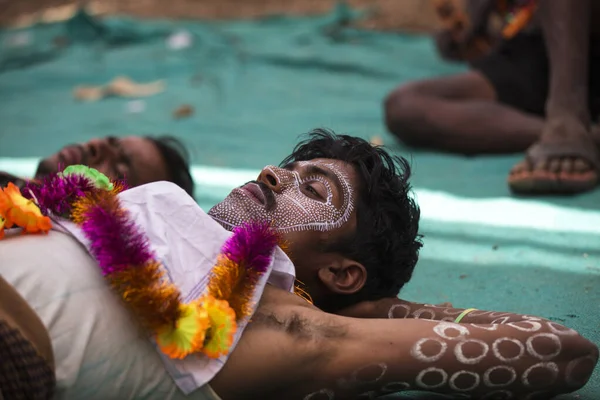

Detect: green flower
62,165,114,191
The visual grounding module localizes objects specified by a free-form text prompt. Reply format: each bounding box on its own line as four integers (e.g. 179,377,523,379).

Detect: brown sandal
508,140,600,195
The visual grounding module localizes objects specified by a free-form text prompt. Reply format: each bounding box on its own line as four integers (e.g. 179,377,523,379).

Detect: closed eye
302,182,326,201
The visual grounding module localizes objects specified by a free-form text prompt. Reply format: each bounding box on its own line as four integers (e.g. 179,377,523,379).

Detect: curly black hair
280,128,422,304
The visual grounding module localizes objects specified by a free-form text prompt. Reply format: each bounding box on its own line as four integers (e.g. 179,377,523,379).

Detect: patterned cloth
0,320,55,400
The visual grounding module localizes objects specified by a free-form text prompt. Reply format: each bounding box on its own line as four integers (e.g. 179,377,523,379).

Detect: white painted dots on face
525,333,562,361
449,370,481,392
416,367,448,389
492,338,525,362
454,339,489,365
303,389,334,400
522,362,559,389
411,338,448,362
209,161,354,233
483,366,517,388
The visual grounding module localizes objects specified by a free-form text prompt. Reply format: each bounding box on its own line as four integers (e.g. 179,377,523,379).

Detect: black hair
280,128,422,304
148,136,195,198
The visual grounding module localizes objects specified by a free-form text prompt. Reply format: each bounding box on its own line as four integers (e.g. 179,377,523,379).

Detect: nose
258,166,291,193
84,138,114,165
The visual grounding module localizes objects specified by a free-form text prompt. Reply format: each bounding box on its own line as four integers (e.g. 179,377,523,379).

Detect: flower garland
499,0,538,39
0,165,279,360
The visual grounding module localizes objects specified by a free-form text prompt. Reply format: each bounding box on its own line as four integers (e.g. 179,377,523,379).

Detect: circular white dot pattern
455,339,489,364
492,338,525,362
526,333,561,361
387,304,411,319
507,321,542,332
416,367,448,389
565,355,597,387
433,322,470,340
522,362,559,388
483,366,517,387
449,370,480,392
411,338,448,362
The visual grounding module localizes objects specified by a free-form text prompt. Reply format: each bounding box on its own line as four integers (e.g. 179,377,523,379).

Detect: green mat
0,6,598,399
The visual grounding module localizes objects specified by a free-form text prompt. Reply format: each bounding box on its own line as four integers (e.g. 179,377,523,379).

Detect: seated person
0,135,194,195
0,129,597,399
385,0,600,195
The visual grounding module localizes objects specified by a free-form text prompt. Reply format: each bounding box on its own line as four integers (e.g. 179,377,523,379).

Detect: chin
208,195,258,231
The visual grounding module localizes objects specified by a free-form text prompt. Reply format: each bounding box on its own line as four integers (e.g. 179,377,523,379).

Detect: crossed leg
384,71,544,155
386,0,600,194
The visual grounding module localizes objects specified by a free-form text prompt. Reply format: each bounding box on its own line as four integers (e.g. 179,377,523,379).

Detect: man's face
35,136,169,187
209,158,359,283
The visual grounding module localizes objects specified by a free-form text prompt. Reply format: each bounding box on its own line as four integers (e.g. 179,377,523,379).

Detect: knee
383,83,428,146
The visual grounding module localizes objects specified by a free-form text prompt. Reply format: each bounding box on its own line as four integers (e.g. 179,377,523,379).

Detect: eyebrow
288,162,342,191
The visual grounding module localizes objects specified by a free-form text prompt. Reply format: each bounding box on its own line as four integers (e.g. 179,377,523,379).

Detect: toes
560,158,574,175
510,160,530,175
573,158,592,173
546,159,560,174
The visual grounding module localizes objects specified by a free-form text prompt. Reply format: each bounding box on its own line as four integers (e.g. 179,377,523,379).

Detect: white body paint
209,161,354,233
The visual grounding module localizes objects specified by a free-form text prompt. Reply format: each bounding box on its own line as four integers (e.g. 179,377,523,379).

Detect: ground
0,0,459,32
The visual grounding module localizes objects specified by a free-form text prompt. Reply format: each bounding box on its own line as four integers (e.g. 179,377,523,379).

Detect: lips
239,183,267,205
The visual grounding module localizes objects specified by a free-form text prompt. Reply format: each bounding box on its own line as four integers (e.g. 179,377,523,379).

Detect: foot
508,125,600,195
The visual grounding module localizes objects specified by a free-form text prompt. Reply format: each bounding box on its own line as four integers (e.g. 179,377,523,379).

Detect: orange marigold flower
0,183,52,235
0,215,5,239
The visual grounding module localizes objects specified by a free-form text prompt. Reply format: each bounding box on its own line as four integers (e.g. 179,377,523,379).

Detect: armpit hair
250,310,347,340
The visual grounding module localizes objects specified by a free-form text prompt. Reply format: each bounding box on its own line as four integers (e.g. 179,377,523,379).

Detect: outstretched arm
338,296,555,326
211,288,598,400
323,315,598,400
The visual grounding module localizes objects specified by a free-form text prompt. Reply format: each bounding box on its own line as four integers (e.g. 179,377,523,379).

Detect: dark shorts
471,31,600,119
0,320,55,400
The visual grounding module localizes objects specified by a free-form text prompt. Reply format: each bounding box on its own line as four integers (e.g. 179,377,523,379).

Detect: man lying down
0,129,597,400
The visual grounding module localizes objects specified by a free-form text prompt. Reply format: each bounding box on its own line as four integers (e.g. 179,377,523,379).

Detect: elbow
562,335,599,391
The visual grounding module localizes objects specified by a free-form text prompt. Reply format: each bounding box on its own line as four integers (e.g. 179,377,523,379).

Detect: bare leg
508,0,600,194
384,71,543,154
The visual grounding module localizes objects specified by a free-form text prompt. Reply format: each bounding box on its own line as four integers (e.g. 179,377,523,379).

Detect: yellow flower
0,183,51,235
156,302,210,359
200,296,237,359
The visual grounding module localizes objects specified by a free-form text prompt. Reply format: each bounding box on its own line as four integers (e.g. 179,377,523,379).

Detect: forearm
325,317,599,399
342,296,553,326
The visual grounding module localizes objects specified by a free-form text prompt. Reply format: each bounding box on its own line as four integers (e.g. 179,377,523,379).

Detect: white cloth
0,181,296,398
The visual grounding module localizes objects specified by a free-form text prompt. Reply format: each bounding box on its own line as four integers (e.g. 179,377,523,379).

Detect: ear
317,257,367,296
